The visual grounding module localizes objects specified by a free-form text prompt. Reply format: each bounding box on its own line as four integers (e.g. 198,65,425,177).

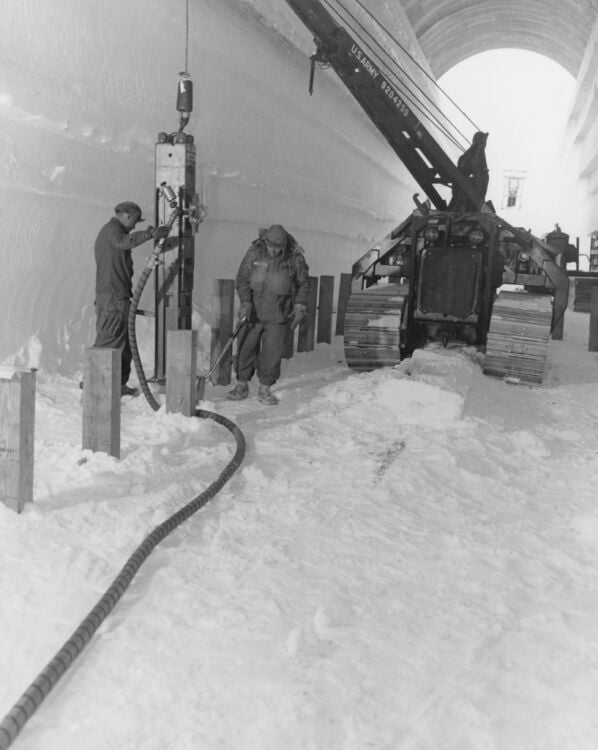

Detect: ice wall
562,16,598,241
0,0,428,373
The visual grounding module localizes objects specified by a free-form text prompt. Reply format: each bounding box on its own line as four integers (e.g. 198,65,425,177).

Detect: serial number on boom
380,81,409,116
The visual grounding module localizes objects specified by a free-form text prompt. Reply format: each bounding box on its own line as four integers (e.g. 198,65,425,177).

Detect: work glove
238,302,253,322
290,303,307,330
144,225,155,241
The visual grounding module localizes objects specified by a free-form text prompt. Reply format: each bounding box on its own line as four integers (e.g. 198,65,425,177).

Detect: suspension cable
320,0,473,151
182,0,190,75
319,0,467,150
350,0,483,134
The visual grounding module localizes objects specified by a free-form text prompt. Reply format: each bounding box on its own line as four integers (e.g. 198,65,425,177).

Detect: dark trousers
235,320,287,386
93,298,132,386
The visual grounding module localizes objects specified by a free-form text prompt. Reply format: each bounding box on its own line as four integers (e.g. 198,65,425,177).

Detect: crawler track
343,284,406,371
483,291,553,384
344,286,553,385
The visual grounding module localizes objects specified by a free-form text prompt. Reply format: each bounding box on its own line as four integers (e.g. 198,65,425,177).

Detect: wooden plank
487,320,550,339
344,302,405,313
0,367,36,513
297,276,318,352
484,365,544,381
485,338,547,357
484,352,546,370
18,371,35,513
589,286,598,351
335,273,352,336
484,356,547,373
344,346,399,359
344,314,403,326
210,279,235,386
317,275,334,344
491,308,552,322
344,332,401,346
489,333,549,347
166,330,198,416
82,348,120,458
484,349,547,367
483,366,543,384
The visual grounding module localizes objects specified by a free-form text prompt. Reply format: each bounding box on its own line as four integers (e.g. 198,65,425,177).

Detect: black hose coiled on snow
0,240,247,749
0,410,245,750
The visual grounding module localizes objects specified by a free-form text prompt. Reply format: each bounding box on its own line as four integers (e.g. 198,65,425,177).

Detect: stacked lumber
483,292,552,384
343,284,405,371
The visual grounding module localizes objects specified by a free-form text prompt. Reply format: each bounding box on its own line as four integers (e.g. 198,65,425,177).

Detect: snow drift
1,309,598,748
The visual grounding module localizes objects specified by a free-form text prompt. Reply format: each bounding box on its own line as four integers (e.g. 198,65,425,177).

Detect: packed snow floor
1,309,598,750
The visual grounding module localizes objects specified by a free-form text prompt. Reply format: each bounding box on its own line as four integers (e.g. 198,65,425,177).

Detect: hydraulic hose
128,210,180,412
0,410,245,750
128,259,161,411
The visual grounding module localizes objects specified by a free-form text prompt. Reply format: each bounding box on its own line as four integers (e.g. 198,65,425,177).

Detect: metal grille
417,246,481,318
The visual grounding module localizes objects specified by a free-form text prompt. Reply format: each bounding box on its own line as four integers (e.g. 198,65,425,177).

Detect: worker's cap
263,224,288,248
114,201,146,222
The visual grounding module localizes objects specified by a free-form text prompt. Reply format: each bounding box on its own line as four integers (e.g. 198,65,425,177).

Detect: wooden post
210,279,235,385
317,275,334,344
589,286,598,351
574,278,598,312
82,348,120,458
297,276,318,352
0,367,35,513
166,330,198,416
552,285,567,341
335,272,352,336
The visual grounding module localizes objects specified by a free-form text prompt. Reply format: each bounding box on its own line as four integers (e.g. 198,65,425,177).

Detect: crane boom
283,0,487,211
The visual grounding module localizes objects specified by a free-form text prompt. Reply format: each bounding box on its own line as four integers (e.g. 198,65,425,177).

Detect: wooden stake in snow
166,329,197,416
0,367,36,513
82,348,120,458
210,279,235,386
317,275,334,344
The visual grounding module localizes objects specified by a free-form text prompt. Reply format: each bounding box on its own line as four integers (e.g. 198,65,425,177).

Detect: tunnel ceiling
400,0,598,77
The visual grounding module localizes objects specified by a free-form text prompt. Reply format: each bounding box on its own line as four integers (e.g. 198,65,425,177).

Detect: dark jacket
236,232,310,323
94,217,148,301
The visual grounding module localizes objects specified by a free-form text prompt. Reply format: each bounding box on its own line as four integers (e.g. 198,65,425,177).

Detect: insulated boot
227,381,249,401
257,384,279,405
121,384,139,397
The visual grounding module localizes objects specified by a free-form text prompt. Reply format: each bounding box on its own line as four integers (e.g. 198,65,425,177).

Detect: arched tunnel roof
401,0,598,77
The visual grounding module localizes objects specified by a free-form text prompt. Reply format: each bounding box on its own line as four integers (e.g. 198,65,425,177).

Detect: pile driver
130,76,206,404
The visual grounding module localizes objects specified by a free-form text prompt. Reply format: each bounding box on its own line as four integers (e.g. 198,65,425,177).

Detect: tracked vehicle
284,0,569,383
343,209,558,384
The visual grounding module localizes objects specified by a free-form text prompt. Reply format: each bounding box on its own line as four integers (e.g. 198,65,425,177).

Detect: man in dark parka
228,224,310,405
